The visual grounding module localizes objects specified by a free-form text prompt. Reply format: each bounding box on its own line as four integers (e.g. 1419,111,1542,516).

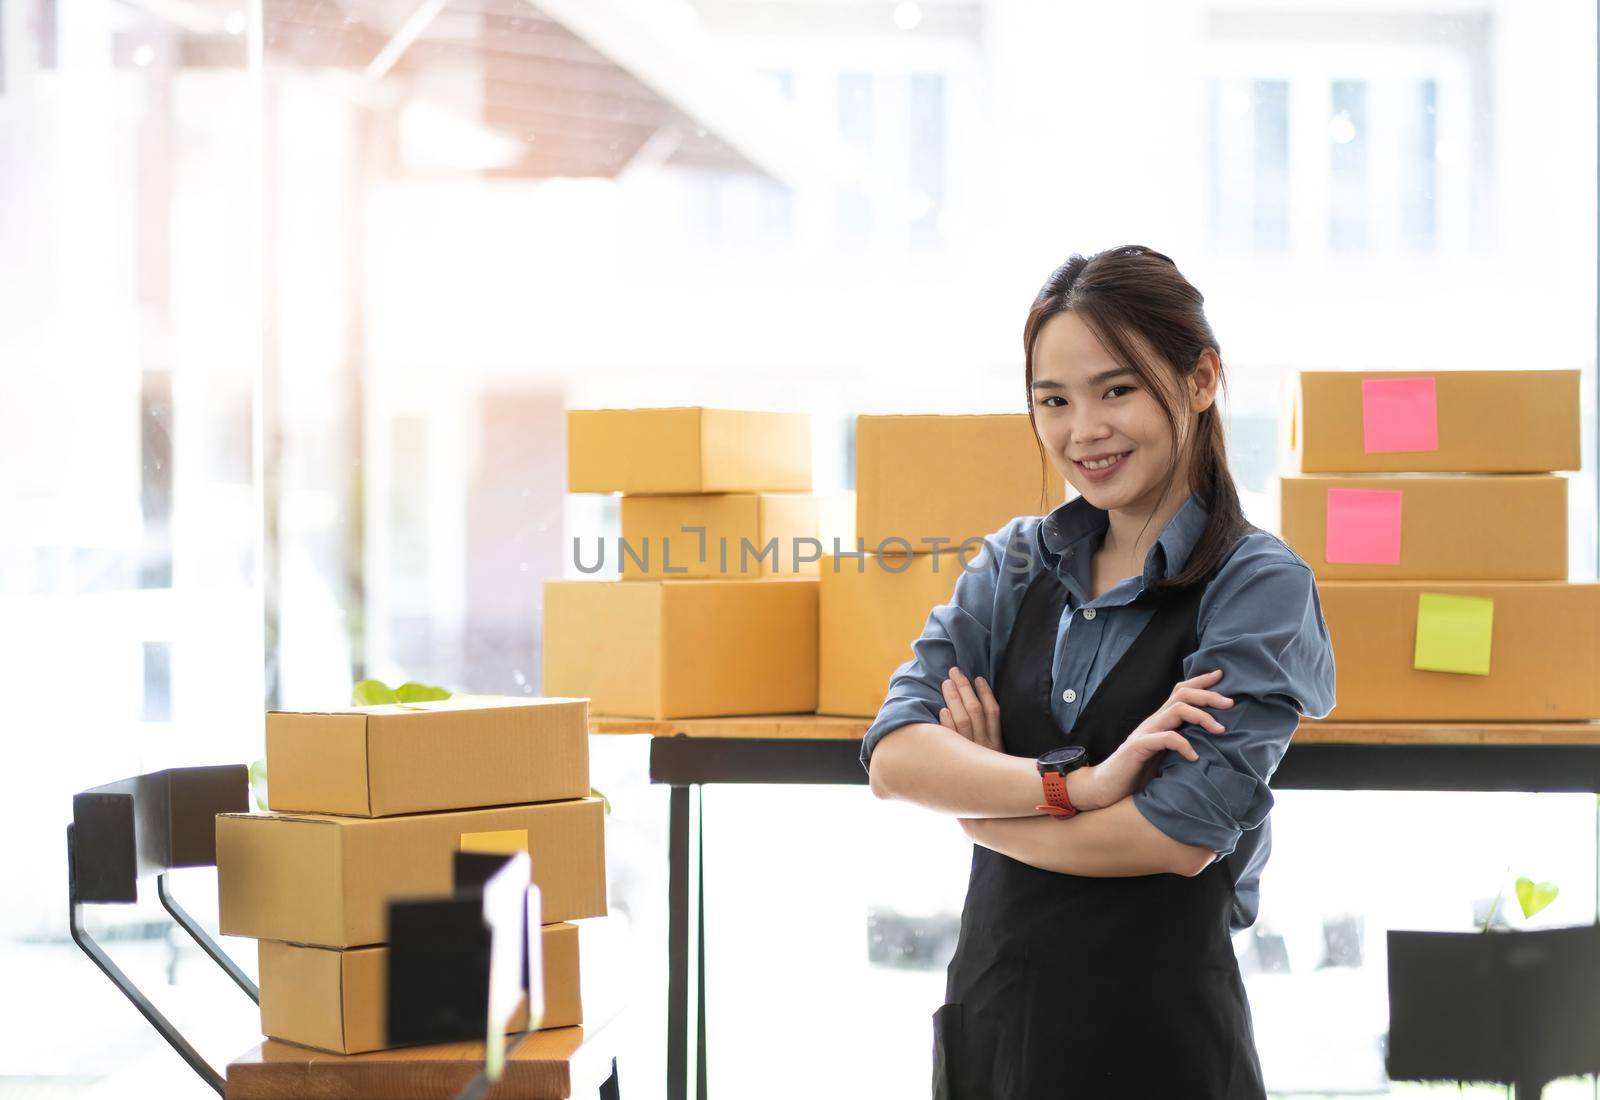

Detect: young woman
861,245,1336,1099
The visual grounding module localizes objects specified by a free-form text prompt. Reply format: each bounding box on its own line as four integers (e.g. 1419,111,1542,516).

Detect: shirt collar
1038,490,1211,587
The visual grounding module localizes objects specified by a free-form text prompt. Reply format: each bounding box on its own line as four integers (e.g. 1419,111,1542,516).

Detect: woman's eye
1040,387,1131,408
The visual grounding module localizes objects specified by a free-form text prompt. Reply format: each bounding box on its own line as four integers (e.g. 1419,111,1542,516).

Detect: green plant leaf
248,758,269,812
591,786,611,815
1515,877,1559,920
352,679,399,705
394,681,451,703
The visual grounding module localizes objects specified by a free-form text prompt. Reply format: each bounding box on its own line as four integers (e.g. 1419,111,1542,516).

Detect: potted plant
1387,874,1600,1099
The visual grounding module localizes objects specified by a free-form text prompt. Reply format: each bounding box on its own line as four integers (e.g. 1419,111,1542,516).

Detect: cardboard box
217,799,607,948
1288,370,1581,473
1317,582,1600,721
567,407,811,494
266,696,590,818
855,414,1068,552
619,493,820,580
542,578,818,719
817,551,965,717
1279,474,1568,581
257,920,616,1055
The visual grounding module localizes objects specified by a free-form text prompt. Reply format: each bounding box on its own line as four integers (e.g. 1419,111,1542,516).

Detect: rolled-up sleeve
858,516,1029,775
1132,556,1336,858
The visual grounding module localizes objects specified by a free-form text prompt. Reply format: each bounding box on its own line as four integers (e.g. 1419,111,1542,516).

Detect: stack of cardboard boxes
215,696,610,1054
545,406,1069,722
544,407,825,718
817,413,1067,717
1279,370,1600,722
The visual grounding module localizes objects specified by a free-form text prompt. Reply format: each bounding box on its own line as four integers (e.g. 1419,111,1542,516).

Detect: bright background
2,0,1598,1096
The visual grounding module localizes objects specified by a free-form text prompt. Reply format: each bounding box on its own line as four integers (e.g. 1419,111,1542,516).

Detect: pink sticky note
1362,376,1438,453
1325,487,1403,565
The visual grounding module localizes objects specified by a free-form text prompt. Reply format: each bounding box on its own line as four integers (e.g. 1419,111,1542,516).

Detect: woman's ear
1188,350,1220,414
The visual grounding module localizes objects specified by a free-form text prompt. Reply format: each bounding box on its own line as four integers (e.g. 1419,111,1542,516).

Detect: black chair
68,764,256,1095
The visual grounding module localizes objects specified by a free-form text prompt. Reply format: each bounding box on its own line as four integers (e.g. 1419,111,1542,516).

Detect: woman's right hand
1069,669,1233,812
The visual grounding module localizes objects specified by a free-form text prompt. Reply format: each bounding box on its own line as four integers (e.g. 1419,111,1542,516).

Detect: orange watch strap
1037,769,1078,818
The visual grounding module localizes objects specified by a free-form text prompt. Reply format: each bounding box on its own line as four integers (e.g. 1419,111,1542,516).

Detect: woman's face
1030,310,1190,516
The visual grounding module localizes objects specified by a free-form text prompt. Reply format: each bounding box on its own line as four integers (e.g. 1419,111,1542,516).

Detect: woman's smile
1074,448,1134,481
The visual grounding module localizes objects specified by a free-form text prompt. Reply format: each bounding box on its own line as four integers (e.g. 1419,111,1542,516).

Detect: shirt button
1062,688,1077,703
1082,608,1096,620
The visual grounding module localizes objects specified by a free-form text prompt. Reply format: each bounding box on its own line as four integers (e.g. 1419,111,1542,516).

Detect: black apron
933,565,1267,1100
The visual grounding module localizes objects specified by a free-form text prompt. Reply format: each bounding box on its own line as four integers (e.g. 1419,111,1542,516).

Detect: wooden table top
226,1023,618,1099
589,713,1600,746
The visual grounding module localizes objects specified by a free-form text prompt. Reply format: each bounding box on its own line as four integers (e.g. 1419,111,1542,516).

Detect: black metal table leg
668,784,689,1100
696,785,706,1100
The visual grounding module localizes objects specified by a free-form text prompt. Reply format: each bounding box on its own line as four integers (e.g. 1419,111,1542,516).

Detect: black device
1036,745,1088,773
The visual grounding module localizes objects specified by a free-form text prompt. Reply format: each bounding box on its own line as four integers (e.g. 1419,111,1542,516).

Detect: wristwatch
1035,745,1088,818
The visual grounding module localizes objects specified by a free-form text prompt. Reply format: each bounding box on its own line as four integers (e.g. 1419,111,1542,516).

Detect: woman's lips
1074,450,1131,481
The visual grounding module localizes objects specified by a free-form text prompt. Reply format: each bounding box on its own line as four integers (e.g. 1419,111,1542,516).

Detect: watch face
1037,745,1087,772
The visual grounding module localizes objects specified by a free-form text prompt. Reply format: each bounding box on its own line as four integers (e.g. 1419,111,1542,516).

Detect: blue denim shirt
859,492,1337,932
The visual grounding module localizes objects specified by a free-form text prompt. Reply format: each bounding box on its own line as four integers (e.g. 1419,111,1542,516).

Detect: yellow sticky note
1413,593,1494,676
459,829,529,855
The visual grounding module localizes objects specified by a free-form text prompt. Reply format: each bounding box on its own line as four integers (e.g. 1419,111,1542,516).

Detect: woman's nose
1071,416,1113,443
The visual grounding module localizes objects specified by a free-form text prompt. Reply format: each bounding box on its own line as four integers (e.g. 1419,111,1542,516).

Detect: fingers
940,677,972,737
948,667,985,731
1177,687,1233,710
1172,701,1227,734
1174,668,1225,695
1135,729,1197,762
1162,731,1199,761
975,675,1001,736
943,667,1000,750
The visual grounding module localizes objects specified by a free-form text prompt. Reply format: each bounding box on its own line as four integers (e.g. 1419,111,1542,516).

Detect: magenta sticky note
1361,376,1439,453
1325,487,1403,565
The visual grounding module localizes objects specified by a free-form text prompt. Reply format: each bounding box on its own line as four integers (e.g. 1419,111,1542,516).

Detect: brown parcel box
1317,581,1600,721
818,551,964,717
217,799,606,948
619,493,820,580
1288,370,1581,473
1279,474,1567,581
567,407,811,494
855,414,1069,552
542,578,818,719
258,920,617,1055
267,696,590,817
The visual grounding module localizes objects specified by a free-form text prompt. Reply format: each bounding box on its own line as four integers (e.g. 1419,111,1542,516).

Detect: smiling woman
1024,246,1244,590
862,245,1336,1099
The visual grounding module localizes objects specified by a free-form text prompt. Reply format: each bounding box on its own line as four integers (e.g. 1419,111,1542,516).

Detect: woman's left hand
938,665,1003,753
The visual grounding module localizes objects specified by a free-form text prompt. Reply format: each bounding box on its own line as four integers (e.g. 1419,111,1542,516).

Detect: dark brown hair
1023,244,1250,592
